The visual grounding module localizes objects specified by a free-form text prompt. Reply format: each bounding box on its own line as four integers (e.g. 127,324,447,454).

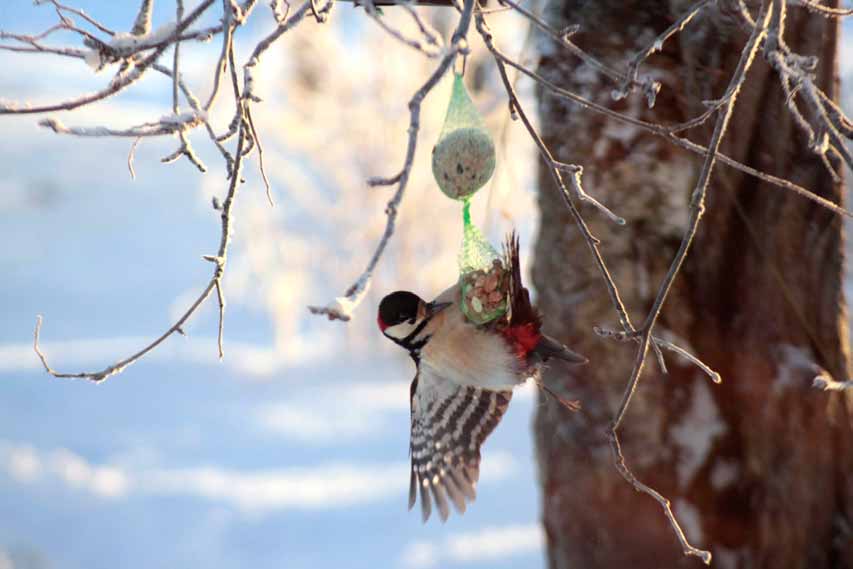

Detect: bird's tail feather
503,232,540,328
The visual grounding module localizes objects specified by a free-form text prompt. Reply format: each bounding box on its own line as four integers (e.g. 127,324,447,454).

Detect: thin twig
499,0,647,94
172,0,184,115
558,163,626,225
796,0,853,16
361,0,442,57
38,0,116,35
653,337,722,384
128,136,141,179
594,326,722,384
620,0,716,104
245,106,274,206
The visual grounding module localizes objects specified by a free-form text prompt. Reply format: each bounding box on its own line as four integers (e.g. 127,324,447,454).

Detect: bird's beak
425,301,452,317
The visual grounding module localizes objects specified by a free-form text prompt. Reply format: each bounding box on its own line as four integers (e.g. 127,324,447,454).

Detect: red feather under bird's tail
502,232,542,362
501,233,587,366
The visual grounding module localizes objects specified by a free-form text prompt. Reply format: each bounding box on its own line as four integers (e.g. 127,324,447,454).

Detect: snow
670,379,726,488
83,48,104,72
674,498,704,544
108,23,178,52
710,459,739,490
159,110,208,125
774,344,824,394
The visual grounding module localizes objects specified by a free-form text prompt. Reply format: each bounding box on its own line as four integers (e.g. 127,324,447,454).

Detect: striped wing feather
408,367,512,522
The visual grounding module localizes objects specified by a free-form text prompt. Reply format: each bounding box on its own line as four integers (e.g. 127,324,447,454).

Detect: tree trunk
532,2,853,568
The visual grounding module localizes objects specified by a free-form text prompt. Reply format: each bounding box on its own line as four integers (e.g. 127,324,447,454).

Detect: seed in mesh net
483,274,498,292
432,127,496,200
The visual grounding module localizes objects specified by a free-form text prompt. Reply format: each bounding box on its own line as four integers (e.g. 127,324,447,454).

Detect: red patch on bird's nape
502,323,541,362
377,313,388,332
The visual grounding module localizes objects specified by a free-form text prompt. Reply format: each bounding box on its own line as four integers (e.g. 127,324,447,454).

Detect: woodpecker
377,233,586,522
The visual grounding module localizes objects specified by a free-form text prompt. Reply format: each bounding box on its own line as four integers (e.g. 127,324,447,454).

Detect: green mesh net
432,74,496,201
432,74,505,325
458,199,507,325
458,199,498,274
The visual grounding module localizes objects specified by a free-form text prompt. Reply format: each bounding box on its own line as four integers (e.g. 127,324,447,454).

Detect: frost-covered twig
36,0,116,36
618,0,716,105
796,0,853,17
812,376,853,391
0,0,216,115
362,0,443,58
555,162,626,225
498,0,649,95
401,4,444,50
594,327,722,384
309,0,477,321
37,113,205,137
497,52,853,219
761,0,853,179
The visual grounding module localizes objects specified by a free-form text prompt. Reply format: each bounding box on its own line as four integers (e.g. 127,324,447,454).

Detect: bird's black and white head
377,291,448,358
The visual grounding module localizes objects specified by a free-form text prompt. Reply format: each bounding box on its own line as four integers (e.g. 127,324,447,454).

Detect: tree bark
532,1,853,568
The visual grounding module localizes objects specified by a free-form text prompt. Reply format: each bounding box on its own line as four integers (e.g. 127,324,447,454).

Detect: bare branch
245,105,274,206
619,0,716,104
362,0,443,57
609,433,712,563
594,326,722,384
558,163,626,225
37,0,116,36
498,0,649,95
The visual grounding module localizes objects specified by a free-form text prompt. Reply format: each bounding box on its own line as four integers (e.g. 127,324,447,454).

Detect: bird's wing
408,365,512,522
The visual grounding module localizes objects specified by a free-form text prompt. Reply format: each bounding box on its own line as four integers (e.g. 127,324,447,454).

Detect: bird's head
377,291,450,349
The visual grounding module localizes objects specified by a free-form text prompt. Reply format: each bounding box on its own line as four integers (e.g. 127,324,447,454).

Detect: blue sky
1,3,851,569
